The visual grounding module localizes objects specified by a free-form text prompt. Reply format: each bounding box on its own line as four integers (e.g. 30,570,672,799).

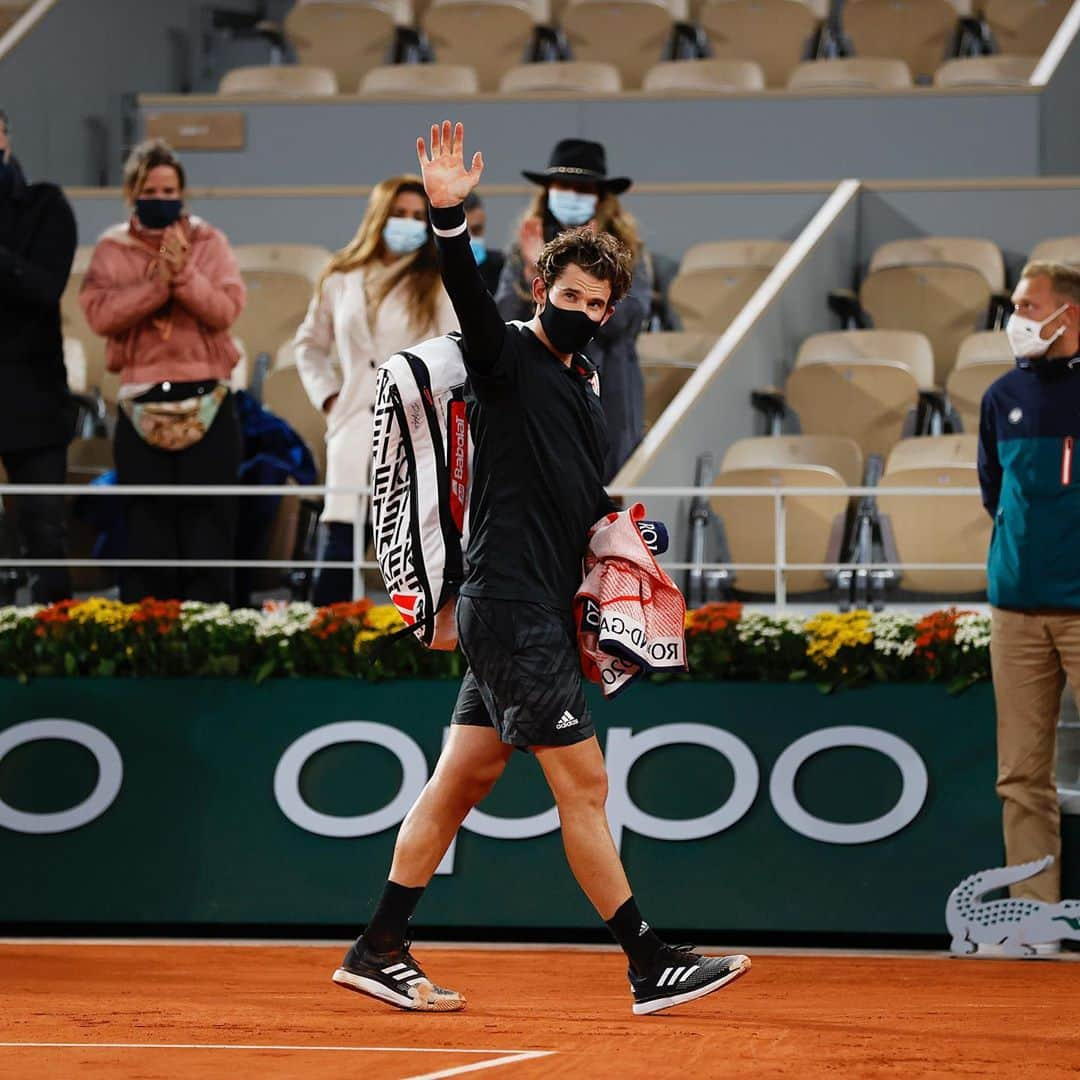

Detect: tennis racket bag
370,333,471,650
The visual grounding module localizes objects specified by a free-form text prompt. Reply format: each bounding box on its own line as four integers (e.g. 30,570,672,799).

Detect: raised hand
416,121,484,209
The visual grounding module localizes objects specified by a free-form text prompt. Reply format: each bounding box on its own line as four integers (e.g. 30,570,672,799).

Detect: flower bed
0,599,991,690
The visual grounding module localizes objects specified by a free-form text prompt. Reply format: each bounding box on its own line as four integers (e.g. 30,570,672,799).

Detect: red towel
575,503,688,699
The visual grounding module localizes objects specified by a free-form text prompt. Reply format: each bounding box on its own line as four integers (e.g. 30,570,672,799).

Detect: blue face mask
135,198,183,230
547,189,598,227
469,236,488,265
383,216,428,256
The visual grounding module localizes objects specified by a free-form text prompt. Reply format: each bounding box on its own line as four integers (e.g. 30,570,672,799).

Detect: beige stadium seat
423,0,548,92
668,241,788,332
561,0,685,89
983,0,1072,57
636,331,713,428
63,246,118,402
723,434,864,484
362,62,480,94
643,58,766,92
698,0,820,88
63,338,88,394
786,330,934,459
712,437,854,594
788,57,913,90
262,361,329,481
859,236,1005,384
231,244,331,380
877,434,989,594
934,54,1037,86
218,64,339,96
945,330,1013,432
500,60,622,92
285,0,412,90
1029,235,1080,265
842,0,962,81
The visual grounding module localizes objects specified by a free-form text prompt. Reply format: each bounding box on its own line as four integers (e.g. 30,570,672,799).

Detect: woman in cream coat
294,175,457,604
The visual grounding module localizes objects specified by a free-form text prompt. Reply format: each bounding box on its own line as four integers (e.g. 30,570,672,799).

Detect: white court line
0,1043,555,1078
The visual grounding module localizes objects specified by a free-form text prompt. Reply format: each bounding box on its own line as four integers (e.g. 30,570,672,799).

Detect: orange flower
311,599,373,639
685,602,743,636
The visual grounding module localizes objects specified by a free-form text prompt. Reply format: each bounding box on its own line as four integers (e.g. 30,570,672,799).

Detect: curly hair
536,226,634,306
122,138,187,200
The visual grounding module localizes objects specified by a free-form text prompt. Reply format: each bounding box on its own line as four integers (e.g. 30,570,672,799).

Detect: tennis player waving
332,121,751,1016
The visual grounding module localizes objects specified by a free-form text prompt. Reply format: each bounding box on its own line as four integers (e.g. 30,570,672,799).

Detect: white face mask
1006,302,1070,359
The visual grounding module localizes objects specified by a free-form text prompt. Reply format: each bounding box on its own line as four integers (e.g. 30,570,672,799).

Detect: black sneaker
332,937,466,1012
629,946,751,1015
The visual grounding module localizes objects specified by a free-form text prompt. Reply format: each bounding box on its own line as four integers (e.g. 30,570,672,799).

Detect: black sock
605,896,666,976
360,880,426,955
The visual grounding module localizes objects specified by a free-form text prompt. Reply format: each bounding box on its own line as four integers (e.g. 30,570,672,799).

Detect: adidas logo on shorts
555,710,579,730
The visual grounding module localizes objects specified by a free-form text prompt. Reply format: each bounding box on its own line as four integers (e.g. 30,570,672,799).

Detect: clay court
1,942,1077,1078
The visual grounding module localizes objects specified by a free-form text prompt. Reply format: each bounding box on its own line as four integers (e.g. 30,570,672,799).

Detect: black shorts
451,594,595,750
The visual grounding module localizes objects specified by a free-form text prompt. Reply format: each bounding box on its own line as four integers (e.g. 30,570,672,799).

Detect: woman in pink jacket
80,139,246,604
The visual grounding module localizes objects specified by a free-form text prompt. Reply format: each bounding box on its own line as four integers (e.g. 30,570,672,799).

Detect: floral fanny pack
120,383,228,452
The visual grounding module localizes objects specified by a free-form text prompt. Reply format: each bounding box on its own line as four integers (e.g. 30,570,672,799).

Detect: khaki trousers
989,607,1080,902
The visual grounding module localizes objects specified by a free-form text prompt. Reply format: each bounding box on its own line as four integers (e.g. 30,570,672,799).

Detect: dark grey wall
1041,16,1080,175
0,0,205,186
138,91,1043,187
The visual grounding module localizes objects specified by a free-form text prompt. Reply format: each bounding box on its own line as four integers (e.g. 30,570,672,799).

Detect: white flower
736,612,805,648
869,611,918,657
954,612,991,653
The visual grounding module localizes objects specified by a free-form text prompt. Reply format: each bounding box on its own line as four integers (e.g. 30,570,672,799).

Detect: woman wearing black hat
494,138,650,481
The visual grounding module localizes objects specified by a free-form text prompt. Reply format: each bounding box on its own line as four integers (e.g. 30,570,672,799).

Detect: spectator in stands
495,139,650,481
463,191,504,296
0,108,77,603
978,260,1080,914
80,139,246,605
294,175,457,605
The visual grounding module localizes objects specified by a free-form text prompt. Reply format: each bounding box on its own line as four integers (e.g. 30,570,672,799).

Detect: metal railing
0,482,987,607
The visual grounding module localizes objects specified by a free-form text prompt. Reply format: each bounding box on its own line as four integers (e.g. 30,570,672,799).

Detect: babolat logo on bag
370,333,471,650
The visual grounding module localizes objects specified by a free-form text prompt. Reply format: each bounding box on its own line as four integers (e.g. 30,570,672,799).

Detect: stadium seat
858,236,1005,384
877,434,989,594
636,331,713,428
1029,235,1080,265
787,57,913,90
786,330,935,458
262,352,329,481
561,0,686,89
284,0,412,90
0,2,28,35
933,54,1037,86
945,330,1013,432
500,60,622,91
982,0,1072,57
423,0,549,91
231,244,331,383
361,62,480,94
697,0,821,88
643,58,766,92
842,0,964,82
218,64,339,95
63,246,117,402
63,338,87,395
668,241,788,332
711,436,858,594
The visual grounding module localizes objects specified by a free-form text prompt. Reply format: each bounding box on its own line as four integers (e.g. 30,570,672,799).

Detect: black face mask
135,198,183,230
539,300,602,355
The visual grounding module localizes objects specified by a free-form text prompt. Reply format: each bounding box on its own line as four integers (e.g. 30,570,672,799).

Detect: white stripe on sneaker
394,969,418,980
657,967,673,988
669,966,686,986
679,966,699,983
406,977,426,986
382,963,407,974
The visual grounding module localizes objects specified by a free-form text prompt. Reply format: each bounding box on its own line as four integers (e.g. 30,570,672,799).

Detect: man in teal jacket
978,260,1080,908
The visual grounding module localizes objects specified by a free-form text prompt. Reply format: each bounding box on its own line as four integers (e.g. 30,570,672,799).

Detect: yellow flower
353,628,382,652
804,610,872,667
69,598,137,630
365,604,406,633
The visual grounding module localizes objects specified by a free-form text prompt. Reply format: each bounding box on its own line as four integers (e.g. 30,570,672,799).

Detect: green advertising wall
0,680,1006,937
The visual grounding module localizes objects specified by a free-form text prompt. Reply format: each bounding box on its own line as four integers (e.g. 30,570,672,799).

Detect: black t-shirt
431,204,615,610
